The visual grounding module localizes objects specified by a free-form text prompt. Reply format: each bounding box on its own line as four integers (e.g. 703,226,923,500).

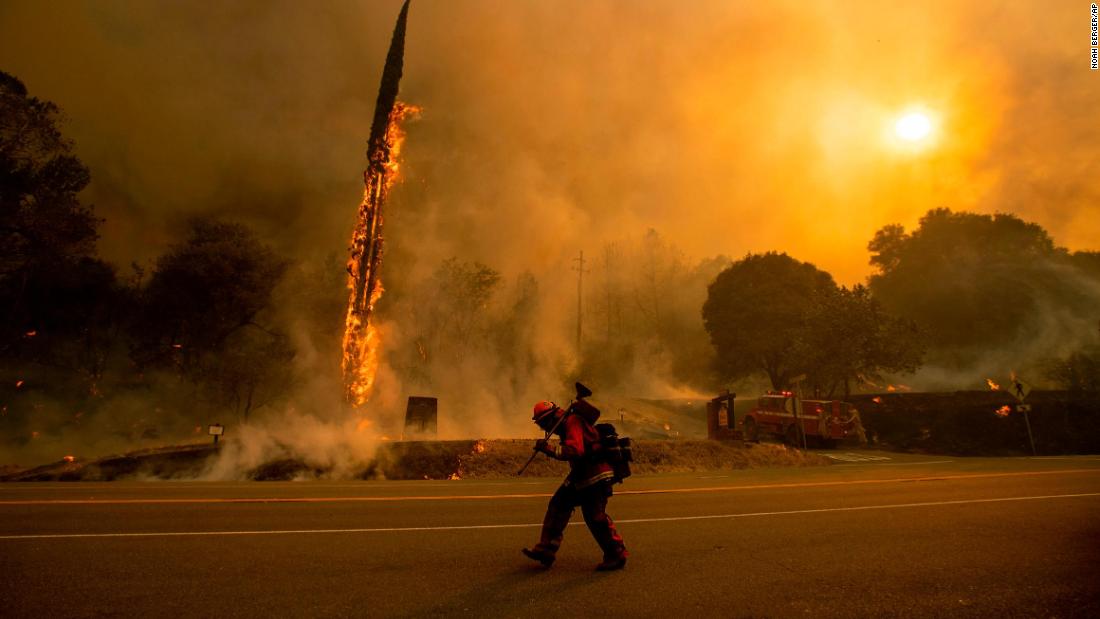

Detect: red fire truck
741,391,862,448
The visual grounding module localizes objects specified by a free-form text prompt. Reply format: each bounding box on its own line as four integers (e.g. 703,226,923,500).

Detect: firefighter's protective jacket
543,406,615,489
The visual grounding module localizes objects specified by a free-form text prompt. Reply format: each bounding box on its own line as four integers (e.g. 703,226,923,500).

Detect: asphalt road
2,452,1099,618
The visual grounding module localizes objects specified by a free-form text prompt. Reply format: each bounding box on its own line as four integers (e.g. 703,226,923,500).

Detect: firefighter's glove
535,439,552,454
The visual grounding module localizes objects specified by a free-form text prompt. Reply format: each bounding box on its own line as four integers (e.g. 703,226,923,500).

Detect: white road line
835,460,955,466
2,492,1096,541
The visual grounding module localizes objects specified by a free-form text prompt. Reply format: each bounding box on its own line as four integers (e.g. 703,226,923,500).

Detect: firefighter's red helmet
532,400,559,424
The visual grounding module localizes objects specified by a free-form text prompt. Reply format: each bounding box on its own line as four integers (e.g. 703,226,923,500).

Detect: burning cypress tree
343,0,416,407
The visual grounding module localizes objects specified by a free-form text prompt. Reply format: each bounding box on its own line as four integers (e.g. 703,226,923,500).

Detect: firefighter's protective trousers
537,480,626,559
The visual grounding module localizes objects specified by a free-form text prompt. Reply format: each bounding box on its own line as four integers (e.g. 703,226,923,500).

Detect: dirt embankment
2,439,828,482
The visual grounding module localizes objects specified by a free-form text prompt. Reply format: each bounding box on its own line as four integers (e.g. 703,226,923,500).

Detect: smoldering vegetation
1,439,829,482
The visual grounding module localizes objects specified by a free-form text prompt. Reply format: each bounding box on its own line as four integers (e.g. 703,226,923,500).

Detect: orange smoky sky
0,0,1096,285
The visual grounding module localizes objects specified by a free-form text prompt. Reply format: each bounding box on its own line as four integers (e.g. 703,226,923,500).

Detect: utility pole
573,250,588,357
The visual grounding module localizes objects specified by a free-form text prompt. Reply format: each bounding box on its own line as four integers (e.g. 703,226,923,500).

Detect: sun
895,112,932,142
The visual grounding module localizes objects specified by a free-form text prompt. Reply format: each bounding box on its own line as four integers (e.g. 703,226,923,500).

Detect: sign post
208,423,224,445
1010,375,1036,456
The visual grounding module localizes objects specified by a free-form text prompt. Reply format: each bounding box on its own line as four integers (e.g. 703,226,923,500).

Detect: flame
382,103,420,188
995,405,1011,417
872,396,883,404
986,379,1000,391
15,380,24,388
25,330,37,337
473,440,487,454
342,283,385,407
63,455,75,463
342,102,420,409
448,473,461,480
886,385,896,392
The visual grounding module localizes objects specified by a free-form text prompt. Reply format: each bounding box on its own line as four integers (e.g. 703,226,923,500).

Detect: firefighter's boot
595,550,628,571
522,544,557,567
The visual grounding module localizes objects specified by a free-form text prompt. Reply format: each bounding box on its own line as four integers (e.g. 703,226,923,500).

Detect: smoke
1,1,1095,284
200,410,384,480
911,256,1100,391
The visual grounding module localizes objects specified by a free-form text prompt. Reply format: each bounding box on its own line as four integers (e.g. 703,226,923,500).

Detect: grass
1,438,830,481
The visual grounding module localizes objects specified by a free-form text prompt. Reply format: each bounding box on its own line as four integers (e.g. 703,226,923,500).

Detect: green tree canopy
798,284,925,397
702,252,837,389
868,208,1100,367
703,253,924,393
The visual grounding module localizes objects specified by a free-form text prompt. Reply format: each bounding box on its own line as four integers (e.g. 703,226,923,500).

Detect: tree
799,285,925,397
405,257,502,369
0,71,99,279
0,70,122,392
1045,321,1100,392
868,208,1100,368
133,218,291,421
702,252,837,389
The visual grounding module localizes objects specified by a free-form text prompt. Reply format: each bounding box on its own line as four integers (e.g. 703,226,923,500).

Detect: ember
986,378,1000,390
995,405,1011,417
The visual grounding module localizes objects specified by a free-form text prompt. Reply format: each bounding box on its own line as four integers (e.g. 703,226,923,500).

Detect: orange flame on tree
342,0,414,411
342,103,420,408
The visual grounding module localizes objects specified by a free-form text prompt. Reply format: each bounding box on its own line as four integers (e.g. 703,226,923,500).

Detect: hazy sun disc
895,112,932,141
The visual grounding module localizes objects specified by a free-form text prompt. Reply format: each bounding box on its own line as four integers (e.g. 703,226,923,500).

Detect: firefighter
522,399,628,571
